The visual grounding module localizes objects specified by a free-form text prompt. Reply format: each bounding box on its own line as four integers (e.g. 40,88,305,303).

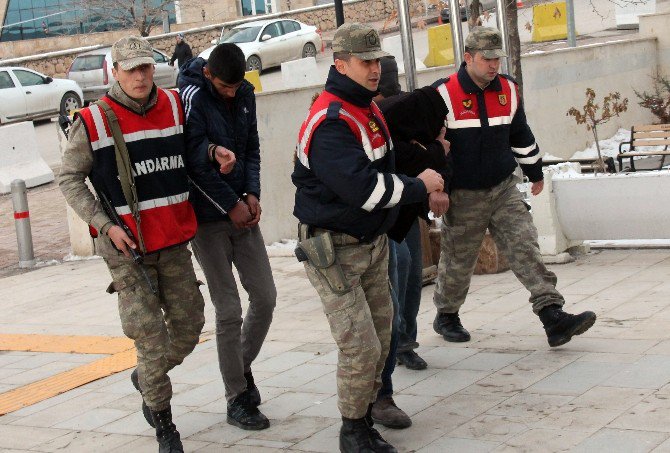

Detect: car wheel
60,92,82,117
246,55,262,73
302,42,317,58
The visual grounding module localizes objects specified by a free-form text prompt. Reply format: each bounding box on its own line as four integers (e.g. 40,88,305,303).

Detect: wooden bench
617,124,670,172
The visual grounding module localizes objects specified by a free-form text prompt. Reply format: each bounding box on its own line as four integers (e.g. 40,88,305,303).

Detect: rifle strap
95,99,146,254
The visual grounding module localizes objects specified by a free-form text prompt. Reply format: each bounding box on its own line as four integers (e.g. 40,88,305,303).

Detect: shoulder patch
326,101,343,120
430,77,450,89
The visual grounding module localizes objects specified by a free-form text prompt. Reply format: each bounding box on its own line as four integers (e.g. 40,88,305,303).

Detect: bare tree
72,0,175,36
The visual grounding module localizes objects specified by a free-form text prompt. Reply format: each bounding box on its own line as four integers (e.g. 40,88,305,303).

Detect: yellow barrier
245,70,263,93
423,24,455,68
532,2,569,42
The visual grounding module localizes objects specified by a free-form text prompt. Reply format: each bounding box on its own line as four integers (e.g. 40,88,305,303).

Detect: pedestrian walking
179,43,277,431
170,33,193,70
292,23,445,452
59,36,206,453
431,27,596,347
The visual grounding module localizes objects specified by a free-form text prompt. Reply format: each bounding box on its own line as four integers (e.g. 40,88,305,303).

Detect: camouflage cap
332,22,390,61
111,36,155,70
464,27,507,58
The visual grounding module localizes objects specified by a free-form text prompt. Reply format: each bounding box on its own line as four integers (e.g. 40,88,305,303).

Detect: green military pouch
296,232,351,294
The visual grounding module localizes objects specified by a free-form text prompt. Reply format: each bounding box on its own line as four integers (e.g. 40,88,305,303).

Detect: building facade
0,0,176,42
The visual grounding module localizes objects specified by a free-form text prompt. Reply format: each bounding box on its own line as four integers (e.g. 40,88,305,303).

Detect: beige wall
640,11,670,76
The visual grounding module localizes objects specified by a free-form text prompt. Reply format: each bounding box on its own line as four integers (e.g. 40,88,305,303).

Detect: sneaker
244,370,261,407
227,390,270,430
396,350,428,370
433,312,471,342
371,396,412,429
539,305,596,347
131,368,155,428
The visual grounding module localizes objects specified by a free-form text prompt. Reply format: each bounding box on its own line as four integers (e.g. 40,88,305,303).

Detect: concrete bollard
11,179,36,268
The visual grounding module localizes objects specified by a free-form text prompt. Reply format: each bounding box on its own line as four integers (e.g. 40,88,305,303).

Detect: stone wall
0,0,395,78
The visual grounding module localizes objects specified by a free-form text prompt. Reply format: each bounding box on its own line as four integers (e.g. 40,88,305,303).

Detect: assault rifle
59,114,157,294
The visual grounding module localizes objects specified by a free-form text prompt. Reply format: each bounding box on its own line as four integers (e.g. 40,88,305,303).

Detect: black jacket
179,57,261,223
433,63,543,190
170,41,193,70
379,86,452,241
292,66,427,242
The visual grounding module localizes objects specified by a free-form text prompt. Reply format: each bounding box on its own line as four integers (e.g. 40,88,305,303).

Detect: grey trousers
192,221,277,401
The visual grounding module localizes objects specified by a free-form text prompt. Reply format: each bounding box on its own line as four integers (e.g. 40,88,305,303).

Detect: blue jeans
378,239,401,399
396,220,423,351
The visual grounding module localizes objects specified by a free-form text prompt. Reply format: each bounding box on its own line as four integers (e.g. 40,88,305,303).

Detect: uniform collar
108,82,158,114
324,65,377,108
457,61,502,94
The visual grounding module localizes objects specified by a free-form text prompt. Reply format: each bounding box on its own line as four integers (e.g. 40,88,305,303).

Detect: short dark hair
208,43,245,83
333,51,352,63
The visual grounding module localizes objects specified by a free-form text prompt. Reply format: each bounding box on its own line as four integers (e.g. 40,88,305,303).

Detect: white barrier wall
0,122,54,194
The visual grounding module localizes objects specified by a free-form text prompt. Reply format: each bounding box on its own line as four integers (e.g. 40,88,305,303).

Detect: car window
263,22,283,39
70,55,105,71
14,70,45,87
282,21,300,33
0,71,15,89
221,26,262,44
153,50,166,63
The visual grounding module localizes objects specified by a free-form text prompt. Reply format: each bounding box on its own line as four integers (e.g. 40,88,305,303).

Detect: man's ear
463,52,473,65
111,66,118,81
334,58,348,75
203,66,212,80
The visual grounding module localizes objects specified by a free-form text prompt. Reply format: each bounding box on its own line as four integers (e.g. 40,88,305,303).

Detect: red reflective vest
435,74,519,130
78,88,197,253
296,90,392,169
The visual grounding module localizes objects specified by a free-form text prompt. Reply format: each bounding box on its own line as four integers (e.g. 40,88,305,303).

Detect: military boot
433,312,471,342
539,304,597,347
152,406,183,453
244,370,261,407
364,404,398,452
339,417,375,453
131,368,155,427
371,396,411,429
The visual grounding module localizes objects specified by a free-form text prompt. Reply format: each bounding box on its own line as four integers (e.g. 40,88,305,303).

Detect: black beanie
378,56,401,98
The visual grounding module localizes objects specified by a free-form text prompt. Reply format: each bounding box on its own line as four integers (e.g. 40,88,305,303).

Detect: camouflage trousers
434,174,565,315
97,237,205,411
303,232,393,419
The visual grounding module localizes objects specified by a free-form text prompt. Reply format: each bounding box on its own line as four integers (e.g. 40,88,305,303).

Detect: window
14,70,45,86
70,55,105,71
263,22,282,39
282,21,299,33
153,50,166,63
0,72,16,89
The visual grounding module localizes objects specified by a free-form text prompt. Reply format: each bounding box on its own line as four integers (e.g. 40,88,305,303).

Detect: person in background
170,33,193,71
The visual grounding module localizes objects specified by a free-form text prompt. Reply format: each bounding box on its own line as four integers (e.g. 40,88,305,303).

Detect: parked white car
0,66,83,125
67,47,178,103
199,19,322,73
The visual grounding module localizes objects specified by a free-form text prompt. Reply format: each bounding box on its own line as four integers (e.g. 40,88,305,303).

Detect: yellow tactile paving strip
0,334,135,354
0,334,136,415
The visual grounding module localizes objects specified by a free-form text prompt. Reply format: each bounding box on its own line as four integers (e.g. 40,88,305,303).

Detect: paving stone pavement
1,247,670,452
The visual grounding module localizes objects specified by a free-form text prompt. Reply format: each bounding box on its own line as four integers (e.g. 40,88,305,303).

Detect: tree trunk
505,0,523,96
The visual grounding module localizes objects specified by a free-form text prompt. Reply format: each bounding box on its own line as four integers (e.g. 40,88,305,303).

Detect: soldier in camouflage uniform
59,36,206,453
431,27,596,347
292,23,445,453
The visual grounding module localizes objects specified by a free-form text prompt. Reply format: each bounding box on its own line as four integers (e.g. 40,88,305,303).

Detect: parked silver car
0,66,83,125
199,19,322,73
67,47,178,103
